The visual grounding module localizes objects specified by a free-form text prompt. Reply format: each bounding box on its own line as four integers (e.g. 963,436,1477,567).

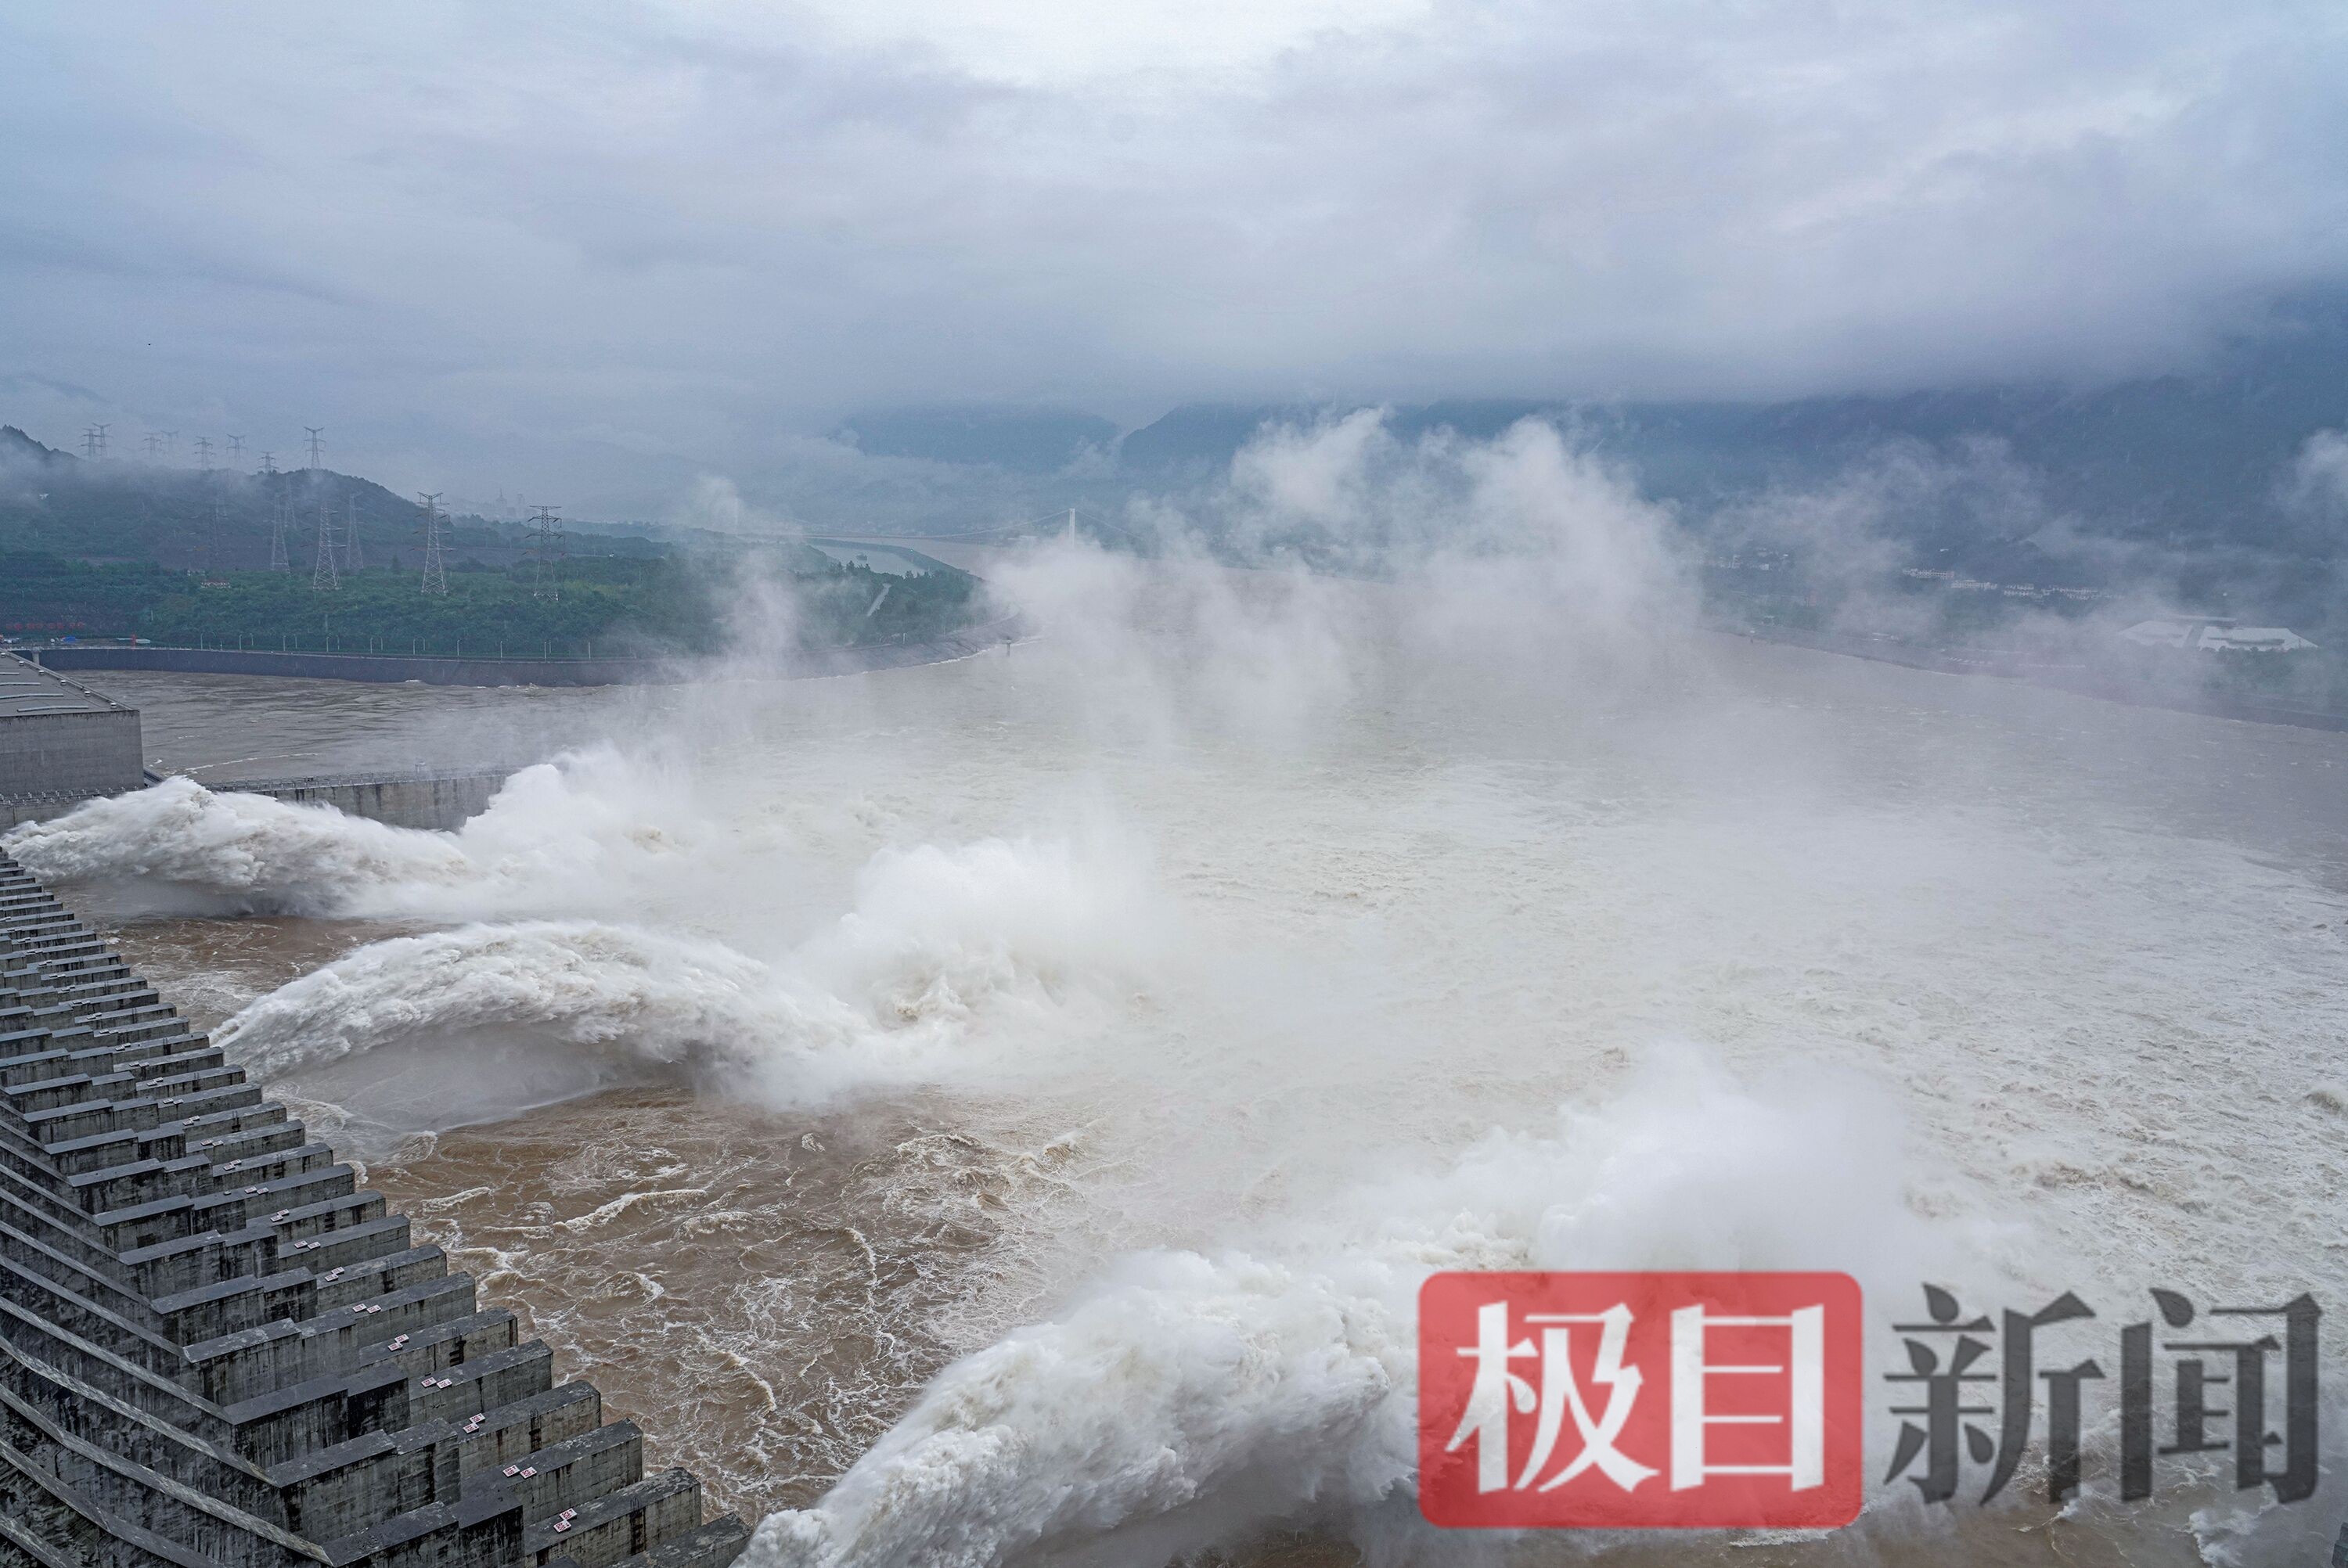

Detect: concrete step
0,1433,239,1568
0,860,740,1564
523,1467,708,1568
481,1419,649,1527
185,1278,495,1407
402,1338,556,1430
580,1514,754,1568
447,1381,601,1481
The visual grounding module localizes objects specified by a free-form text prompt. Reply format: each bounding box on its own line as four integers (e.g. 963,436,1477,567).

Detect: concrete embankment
0,849,753,1566
31,613,1026,689
3,772,514,833
0,660,144,805
1718,624,2348,733
222,771,513,831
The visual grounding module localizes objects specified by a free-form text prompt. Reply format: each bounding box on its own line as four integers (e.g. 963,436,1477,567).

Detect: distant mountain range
826,296,2348,623
1115,299,2348,557
0,430,683,573
0,428,445,570
15,294,2347,626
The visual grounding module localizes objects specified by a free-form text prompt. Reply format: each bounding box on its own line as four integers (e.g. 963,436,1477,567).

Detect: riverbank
27,613,1026,688
1721,621,2348,732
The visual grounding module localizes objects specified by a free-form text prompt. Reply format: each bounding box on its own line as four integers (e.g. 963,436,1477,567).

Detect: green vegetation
0,550,978,657
0,554,183,637
0,427,988,658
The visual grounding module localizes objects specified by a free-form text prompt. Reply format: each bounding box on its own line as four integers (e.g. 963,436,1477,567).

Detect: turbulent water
27,543,2348,1568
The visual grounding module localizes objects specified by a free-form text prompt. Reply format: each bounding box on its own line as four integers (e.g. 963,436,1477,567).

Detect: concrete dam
0,664,146,830
204,774,512,834
0,850,752,1568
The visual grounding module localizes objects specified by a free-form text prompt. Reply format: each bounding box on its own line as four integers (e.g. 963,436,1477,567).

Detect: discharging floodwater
30,566,2348,1566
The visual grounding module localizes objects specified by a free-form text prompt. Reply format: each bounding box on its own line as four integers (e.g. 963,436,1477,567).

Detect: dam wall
225,771,513,832
1716,624,2348,733
0,849,751,1567
32,614,1025,689
4,771,514,834
0,660,144,804
37,646,666,689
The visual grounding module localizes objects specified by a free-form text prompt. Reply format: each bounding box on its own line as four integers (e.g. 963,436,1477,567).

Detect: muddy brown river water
32,582,2348,1566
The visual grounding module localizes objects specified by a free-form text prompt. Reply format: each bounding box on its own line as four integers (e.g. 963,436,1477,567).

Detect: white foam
210,829,1170,1132
746,1059,1979,1568
4,774,473,914
4,748,713,921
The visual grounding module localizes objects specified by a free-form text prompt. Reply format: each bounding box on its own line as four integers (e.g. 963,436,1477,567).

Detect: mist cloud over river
17,419,2348,1565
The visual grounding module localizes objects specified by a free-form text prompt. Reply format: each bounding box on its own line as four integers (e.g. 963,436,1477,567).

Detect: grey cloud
2285,430,2348,516
2,0,2344,506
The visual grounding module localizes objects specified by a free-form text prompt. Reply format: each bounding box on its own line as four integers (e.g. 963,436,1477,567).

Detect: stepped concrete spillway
0,851,751,1568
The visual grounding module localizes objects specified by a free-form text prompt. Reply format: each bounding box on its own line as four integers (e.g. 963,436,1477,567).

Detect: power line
312,495,340,591
525,505,564,600
192,441,217,574
200,487,223,579
418,493,448,595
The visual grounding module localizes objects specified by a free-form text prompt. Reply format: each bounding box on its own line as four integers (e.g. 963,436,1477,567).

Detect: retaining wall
226,773,512,832
0,713,143,803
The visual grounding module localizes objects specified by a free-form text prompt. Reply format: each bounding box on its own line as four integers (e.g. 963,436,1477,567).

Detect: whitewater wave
210,829,1169,1131
215,921,839,1079
744,1058,1982,1568
2,749,710,920
2,775,474,914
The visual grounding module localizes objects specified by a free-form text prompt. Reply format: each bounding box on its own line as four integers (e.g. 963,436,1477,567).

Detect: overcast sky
5,0,2346,505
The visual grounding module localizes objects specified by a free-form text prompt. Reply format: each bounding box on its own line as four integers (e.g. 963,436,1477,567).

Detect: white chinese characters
1445,1297,1828,1494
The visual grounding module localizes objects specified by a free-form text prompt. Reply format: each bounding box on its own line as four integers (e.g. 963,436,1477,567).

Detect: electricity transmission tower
227,435,244,465
268,493,292,572
163,431,178,462
81,426,106,460
200,491,223,579
261,451,278,476
525,505,564,600
418,493,448,595
142,433,163,461
343,497,363,571
312,497,340,590
304,426,325,469
193,437,213,470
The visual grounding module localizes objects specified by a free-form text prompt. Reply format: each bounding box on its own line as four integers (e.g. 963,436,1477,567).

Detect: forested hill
0,426,498,571
0,426,983,654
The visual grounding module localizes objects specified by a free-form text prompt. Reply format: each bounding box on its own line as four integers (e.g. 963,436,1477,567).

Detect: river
13,557,2347,1567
